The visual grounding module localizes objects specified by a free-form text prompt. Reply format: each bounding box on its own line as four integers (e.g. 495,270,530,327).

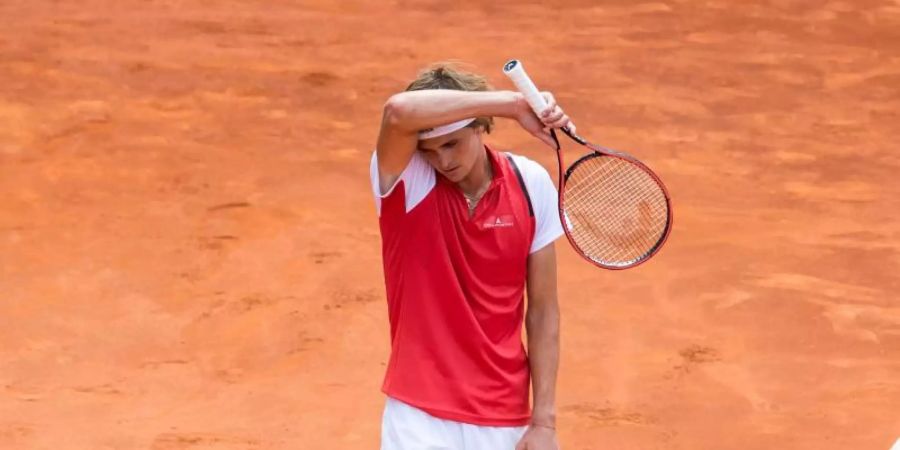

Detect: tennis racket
503,59,673,270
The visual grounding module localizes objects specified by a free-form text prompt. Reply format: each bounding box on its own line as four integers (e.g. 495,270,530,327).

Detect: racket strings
563,155,669,266
569,181,667,262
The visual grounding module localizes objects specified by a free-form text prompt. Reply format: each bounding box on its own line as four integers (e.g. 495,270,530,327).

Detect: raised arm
375,90,555,194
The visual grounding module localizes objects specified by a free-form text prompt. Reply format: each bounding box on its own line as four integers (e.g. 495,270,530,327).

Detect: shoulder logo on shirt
483,215,515,229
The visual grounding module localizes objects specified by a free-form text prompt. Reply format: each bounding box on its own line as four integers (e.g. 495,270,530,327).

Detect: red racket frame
550,127,674,270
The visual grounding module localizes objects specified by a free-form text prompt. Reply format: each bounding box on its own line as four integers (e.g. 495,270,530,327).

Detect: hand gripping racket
503,59,673,270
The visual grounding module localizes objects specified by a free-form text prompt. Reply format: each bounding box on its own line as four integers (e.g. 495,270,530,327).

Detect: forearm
385,89,522,131
526,303,560,427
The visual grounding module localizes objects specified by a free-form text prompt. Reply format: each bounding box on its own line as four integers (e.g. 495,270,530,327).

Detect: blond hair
405,62,494,134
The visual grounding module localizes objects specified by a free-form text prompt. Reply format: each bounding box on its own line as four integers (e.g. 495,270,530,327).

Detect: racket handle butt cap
502,59,549,115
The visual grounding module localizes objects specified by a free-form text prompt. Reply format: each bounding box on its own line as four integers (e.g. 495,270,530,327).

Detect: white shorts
380,397,528,450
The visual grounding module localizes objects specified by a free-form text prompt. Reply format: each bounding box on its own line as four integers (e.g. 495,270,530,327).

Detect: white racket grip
502,60,548,115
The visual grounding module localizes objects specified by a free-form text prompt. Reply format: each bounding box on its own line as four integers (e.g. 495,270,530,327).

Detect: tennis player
370,63,571,450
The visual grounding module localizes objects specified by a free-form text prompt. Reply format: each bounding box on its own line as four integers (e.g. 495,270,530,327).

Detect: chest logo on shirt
483,214,515,229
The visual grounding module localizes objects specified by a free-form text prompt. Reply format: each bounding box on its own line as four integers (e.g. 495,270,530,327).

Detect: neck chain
463,158,493,216
464,186,489,213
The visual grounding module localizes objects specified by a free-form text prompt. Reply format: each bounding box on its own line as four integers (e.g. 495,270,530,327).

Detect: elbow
526,304,560,330
382,94,410,128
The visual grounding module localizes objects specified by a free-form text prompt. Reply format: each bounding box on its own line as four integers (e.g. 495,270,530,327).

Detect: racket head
559,147,673,270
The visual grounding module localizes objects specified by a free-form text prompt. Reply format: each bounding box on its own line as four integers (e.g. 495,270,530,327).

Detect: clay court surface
2,0,899,448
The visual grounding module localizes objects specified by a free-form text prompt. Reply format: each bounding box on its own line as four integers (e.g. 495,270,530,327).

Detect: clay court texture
1,0,899,449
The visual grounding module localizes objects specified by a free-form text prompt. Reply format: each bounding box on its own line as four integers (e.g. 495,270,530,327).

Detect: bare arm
525,242,560,428
375,90,557,194
375,90,520,194
515,242,561,450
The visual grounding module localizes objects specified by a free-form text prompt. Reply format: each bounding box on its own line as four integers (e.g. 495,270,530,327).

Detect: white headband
418,118,476,140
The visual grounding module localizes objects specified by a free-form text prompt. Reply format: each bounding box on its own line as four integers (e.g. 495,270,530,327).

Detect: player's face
417,126,483,183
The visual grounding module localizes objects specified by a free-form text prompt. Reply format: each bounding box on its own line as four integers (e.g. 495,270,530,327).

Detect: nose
437,149,455,171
